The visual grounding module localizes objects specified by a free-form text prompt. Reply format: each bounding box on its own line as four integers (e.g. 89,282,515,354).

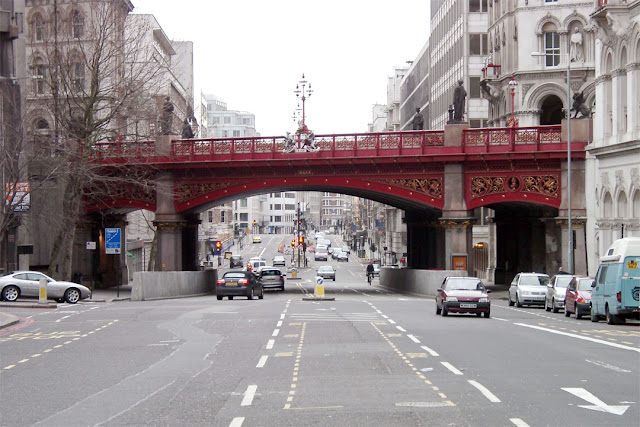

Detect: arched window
71,60,85,93
617,191,628,218
71,10,83,39
31,58,47,95
34,118,49,131
603,192,614,218
33,13,46,41
542,22,559,66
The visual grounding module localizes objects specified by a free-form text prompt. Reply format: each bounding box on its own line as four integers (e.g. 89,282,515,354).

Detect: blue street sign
105,228,121,254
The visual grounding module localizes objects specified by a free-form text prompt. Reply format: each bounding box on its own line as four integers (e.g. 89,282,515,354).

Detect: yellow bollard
314,276,324,298
39,278,48,304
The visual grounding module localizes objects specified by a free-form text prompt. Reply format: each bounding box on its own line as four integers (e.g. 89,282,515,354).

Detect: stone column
154,170,186,271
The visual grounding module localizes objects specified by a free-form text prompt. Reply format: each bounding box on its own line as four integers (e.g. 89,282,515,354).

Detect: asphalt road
1,234,638,426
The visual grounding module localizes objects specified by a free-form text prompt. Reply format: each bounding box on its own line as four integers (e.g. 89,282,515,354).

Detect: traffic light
214,240,222,254
291,239,296,247
299,236,304,244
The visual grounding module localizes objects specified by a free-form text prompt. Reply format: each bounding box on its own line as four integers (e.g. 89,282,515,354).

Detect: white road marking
441,362,463,375
280,314,286,320
266,339,275,349
585,359,631,373
256,356,268,368
515,323,640,353
241,385,258,406
277,321,283,327
55,316,71,323
229,417,245,427
388,319,396,324
421,346,439,357
272,329,280,337
492,317,509,322
396,326,407,332
407,334,421,344
563,387,630,415
510,418,530,427
468,380,501,402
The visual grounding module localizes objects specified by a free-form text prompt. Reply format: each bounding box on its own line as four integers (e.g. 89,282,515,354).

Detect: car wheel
259,290,264,300
575,308,582,320
545,298,551,311
333,277,336,281
64,288,81,304
2,285,19,302
217,295,222,300
552,299,559,313
515,295,522,308
484,310,491,318
228,296,233,300
436,302,442,315
248,288,254,300
476,312,482,317
605,305,616,325
508,295,514,306
565,304,571,317
280,286,285,292
441,305,448,317
590,306,599,322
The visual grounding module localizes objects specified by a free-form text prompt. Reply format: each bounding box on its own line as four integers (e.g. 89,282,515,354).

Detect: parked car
273,255,286,266
230,255,244,268
435,276,491,318
315,251,328,261
508,272,550,307
257,267,285,291
0,271,91,304
545,274,575,312
337,252,349,262
252,236,262,243
372,264,381,277
591,237,640,324
317,266,336,281
216,271,263,300
565,276,594,319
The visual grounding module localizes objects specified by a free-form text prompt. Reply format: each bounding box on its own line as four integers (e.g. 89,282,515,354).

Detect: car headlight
478,298,488,303
446,296,458,302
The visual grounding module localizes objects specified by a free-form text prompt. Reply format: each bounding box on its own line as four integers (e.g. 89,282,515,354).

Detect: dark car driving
216,271,263,300
229,255,244,268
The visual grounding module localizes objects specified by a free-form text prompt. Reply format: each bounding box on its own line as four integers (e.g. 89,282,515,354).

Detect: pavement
0,285,132,330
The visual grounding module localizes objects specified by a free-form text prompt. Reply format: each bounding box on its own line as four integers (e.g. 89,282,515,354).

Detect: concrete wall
131,269,217,301
379,267,466,297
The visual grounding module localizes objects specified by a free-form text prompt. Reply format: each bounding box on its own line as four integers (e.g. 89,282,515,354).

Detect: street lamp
532,51,573,273
294,74,313,131
508,74,518,127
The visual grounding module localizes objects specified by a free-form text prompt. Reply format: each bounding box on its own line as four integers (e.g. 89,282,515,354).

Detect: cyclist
366,262,374,284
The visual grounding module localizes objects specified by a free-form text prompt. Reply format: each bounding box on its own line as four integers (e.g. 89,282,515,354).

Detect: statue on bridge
411,107,424,130
181,118,194,138
453,80,467,122
571,91,591,119
160,96,174,135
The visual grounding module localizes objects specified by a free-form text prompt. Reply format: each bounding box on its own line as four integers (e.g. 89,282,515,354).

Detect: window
34,118,49,131
33,14,45,41
274,204,282,210
221,211,225,222
233,130,240,137
71,61,84,93
242,118,252,125
208,211,213,223
274,216,282,222
544,31,560,66
285,192,295,198
240,198,247,207
285,204,295,210
224,116,231,124
469,34,488,55
469,0,488,12
469,77,481,98
33,63,47,94
239,213,248,221
71,10,83,39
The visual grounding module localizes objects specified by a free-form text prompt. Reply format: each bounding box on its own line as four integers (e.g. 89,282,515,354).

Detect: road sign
105,228,121,254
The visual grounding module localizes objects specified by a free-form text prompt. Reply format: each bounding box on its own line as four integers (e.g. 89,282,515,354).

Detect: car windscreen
577,278,594,291
520,275,549,286
445,278,484,290
318,267,333,272
223,273,246,279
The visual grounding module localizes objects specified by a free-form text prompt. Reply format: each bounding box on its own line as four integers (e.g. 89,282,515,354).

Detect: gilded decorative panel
373,178,443,199
470,174,558,199
177,182,235,203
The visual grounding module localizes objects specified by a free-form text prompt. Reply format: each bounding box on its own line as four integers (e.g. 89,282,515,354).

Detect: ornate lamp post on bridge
294,74,313,133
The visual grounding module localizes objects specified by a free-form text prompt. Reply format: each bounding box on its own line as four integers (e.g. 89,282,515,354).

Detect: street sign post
105,228,121,254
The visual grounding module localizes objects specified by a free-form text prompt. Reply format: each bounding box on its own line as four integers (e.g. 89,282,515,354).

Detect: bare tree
23,0,168,280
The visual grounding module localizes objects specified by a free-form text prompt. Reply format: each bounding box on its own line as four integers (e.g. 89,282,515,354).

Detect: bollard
291,268,297,278
314,276,324,298
39,278,48,304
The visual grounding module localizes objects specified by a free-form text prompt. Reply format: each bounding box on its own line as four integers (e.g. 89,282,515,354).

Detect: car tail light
577,295,586,303
238,279,249,285
216,279,225,285
617,291,621,303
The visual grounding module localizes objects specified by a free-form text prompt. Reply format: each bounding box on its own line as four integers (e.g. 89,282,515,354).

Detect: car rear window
224,273,247,279
261,270,281,276
520,275,549,286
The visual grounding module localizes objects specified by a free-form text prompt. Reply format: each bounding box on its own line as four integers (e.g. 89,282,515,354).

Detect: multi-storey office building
204,94,259,139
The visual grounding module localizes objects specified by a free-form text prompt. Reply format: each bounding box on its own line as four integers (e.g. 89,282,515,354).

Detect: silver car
0,271,91,304
317,266,336,281
508,272,550,307
545,274,575,312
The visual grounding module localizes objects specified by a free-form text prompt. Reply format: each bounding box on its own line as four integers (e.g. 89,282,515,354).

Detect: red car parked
564,276,594,319
436,276,491,318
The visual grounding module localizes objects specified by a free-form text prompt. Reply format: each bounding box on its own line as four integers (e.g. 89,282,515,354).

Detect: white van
590,237,640,324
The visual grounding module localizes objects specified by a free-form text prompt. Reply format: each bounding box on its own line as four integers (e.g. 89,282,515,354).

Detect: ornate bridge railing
462,125,563,153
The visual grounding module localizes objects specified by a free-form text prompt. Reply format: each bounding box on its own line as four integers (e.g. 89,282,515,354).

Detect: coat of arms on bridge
284,74,319,153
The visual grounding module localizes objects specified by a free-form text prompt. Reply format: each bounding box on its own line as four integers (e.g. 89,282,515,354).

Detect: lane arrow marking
562,388,630,415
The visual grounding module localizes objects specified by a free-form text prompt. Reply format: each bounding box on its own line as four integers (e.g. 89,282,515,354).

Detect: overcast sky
131,0,431,137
